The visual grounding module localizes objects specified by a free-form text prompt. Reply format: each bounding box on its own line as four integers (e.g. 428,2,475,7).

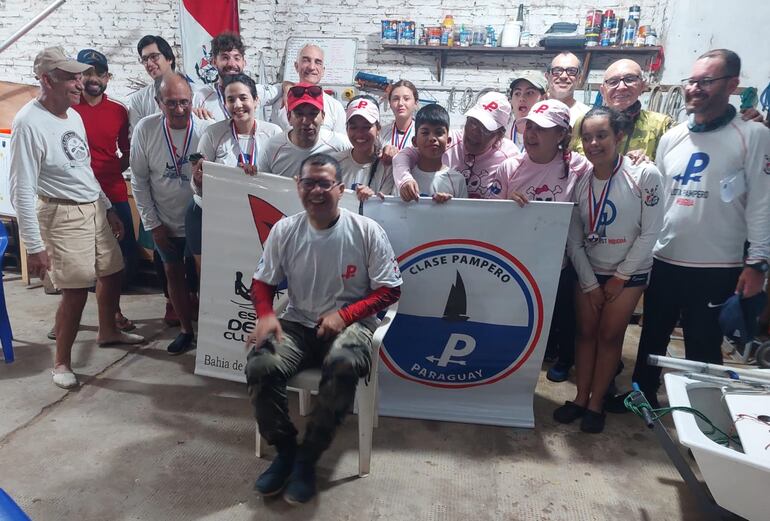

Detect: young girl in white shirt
555,106,664,434
379,80,419,152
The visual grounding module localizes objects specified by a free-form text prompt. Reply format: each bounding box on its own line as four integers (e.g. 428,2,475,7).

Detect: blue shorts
155,236,188,264
595,272,650,288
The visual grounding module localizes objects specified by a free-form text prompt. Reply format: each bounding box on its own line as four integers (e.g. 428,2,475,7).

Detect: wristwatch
745,260,769,273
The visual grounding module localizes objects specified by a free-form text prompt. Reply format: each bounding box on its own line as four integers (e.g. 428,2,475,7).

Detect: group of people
8,30,770,505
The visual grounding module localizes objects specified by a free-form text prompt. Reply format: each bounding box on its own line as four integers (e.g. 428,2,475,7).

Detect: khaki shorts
37,198,124,289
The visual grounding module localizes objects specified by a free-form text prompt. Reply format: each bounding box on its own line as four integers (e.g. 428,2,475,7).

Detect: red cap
287,82,325,113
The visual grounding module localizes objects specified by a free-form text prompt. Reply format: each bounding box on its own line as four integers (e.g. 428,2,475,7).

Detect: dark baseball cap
77,49,109,73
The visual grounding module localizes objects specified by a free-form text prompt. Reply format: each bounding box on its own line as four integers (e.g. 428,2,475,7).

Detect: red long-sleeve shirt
73,94,130,203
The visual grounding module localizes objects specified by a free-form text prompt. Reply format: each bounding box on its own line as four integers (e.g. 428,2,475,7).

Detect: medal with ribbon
216,84,231,119
231,120,257,165
586,156,622,244
162,115,194,180
390,120,413,150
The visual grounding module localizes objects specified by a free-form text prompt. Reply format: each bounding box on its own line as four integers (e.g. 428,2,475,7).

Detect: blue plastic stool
0,488,31,520
0,220,13,363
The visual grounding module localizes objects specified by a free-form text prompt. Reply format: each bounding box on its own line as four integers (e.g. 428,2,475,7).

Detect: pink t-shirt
393,129,520,199
497,151,592,202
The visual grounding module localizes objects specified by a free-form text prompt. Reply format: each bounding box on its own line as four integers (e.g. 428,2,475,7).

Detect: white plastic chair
255,304,398,478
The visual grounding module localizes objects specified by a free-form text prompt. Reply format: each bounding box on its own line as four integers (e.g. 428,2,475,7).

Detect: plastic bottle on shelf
442,15,455,47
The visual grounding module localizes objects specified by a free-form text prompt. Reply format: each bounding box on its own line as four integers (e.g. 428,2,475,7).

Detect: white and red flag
179,0,240,85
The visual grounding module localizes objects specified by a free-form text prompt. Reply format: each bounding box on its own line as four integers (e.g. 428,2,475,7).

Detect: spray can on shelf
600,9,615,47
623,18,638,46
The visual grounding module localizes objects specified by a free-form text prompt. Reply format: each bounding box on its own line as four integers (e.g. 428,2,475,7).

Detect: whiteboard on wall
662,0,770,91
0,132,14,217
281,37,357,85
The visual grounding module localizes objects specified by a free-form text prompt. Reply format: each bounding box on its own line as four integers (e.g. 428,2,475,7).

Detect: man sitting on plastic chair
244,152,402,505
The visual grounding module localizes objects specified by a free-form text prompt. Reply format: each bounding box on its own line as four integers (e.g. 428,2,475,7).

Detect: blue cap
77,49,108,72
719,292,767,345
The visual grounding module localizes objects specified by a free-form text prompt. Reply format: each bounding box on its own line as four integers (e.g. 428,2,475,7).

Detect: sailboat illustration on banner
443,271,470,322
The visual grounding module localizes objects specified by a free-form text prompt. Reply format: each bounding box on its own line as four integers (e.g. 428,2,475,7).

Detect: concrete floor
1,273,714,521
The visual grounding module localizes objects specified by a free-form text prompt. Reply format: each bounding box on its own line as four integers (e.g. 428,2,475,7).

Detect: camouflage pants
245,319,373,462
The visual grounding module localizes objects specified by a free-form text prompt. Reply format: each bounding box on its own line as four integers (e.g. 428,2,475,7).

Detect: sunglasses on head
289,85,323,98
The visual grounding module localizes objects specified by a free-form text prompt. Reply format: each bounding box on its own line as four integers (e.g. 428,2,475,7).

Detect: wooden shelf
381,44,662,84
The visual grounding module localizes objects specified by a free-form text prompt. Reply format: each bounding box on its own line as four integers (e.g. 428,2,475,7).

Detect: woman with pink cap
393,92,519,200
498,99,592,382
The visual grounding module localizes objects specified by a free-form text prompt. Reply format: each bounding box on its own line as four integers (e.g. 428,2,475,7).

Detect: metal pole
648,354,770,385
0,0,68,55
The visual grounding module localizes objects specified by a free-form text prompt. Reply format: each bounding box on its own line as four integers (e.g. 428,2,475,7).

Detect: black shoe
553,401,586,424
580,409,606,433
167,332,195,355
604,392,632,414
283,460,317,505
255,449,295,497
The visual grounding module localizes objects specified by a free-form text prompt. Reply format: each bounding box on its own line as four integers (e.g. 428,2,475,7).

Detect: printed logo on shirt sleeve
764,154,770,175
644,185,660,206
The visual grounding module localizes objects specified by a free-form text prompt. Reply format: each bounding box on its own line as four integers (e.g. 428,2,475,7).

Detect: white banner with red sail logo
195,163,572,427
179,0,240,85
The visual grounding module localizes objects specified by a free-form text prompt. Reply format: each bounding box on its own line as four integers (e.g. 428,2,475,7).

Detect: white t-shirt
567,156,665,292
379,120,415,151
130,113,209,237
259,128,351,178
270,92,347,134
126,83,159,133
192,82,281,122
9,100,110,254
194,118,282,207
653,116,770,267
334,150,395,195
253,208,403,329
569,100,591,123
411,165,468,198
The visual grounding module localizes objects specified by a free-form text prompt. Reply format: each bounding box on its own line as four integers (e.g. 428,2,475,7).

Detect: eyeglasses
289,85,323,98
680,76,735,89
140,52,162,64
603,74,642,88
297,178,340,191
161,99,191,109
548,66,580,77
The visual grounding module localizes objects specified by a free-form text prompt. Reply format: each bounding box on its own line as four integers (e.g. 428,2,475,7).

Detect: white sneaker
97,332,145,347
52,369,78,389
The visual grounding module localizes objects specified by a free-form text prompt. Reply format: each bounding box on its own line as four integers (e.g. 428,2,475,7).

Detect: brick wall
0,0,670,106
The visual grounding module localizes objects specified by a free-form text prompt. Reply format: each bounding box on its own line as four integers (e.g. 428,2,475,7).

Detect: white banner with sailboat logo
364,198,572,427
196,162,572,427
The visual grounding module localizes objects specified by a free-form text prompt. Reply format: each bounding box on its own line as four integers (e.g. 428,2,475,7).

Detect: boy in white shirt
399,104,467,203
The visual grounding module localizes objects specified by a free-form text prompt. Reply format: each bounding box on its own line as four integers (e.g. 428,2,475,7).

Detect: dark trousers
548,265,577,367
632,259,741,394
245,319,373,462
111,201,138,287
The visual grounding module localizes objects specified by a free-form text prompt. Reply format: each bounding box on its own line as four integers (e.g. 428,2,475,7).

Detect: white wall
2,0,764,121
0,0,668,104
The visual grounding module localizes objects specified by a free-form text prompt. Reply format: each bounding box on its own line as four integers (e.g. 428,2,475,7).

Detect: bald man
131,72,209,355
270,44,346,133
570,59,672,160
545,52,590,122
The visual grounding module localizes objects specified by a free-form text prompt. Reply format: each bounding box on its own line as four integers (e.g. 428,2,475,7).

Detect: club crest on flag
381,239,544,388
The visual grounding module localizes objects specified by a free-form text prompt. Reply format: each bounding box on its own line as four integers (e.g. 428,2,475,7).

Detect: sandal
115,313,136,332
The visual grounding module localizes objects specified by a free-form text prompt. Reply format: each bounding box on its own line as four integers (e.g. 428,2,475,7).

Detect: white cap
345,98,380,124
464,92,512,131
